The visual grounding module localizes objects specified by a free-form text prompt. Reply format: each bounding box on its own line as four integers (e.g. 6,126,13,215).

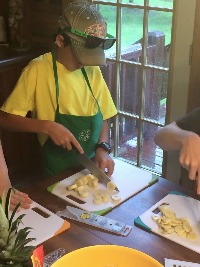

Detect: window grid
94,0,175,175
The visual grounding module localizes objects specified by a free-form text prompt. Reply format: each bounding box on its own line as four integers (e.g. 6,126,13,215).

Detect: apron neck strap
51,49,100,111
81,67,100,109
81,67,93,94
51,49,59,105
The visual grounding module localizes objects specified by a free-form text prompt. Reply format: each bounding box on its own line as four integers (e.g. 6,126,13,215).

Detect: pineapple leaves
16,227,35,246
5,188,14,219
8,202,21,230
15,227,32,243
4,227,35,259
12,227,35,254
0,189,36,266
9,214,25,235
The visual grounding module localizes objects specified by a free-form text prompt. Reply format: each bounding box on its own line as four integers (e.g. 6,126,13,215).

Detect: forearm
155,122,199,151
97,120,109,143
0,176,11,196
95,120,114,176
0,111,51,135
0,111,84,153
0,141,11,196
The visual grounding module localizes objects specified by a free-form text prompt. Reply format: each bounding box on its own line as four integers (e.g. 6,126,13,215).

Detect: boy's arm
155,122,200,194
0,110,50,133
0,111,83,153
154,122,198,151
97,119,110,144
95,120,114,177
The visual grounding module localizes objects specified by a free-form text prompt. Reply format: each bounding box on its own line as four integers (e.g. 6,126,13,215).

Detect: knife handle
72,144,79,154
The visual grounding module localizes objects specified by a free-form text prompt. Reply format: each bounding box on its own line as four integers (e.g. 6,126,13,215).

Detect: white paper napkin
165,258,200,267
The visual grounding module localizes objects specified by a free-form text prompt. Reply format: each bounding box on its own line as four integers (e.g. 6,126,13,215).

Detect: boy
0,1,117,177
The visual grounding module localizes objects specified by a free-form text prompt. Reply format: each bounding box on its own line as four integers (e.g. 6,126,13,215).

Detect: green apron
41,50,103,176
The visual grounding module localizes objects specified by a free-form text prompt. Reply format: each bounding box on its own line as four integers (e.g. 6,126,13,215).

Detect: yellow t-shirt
1,53,117,145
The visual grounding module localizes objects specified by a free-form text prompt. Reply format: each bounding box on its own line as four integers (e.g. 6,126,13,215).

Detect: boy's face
70,47,84,70
55,35,84,71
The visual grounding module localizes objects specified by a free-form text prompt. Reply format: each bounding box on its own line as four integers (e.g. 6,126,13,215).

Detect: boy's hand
94,149,115,177
46,121,84,154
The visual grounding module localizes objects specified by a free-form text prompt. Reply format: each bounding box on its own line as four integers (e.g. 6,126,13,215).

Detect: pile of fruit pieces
67,174,121,205
152,204,197,240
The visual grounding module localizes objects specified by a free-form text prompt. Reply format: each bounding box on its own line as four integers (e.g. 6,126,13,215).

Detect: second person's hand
179,132,200,194
10,189,32,211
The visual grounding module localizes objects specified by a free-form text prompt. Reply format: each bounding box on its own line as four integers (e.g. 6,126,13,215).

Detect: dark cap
58,1,107,66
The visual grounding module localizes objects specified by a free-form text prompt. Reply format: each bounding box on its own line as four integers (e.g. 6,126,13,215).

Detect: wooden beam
187,1,200,112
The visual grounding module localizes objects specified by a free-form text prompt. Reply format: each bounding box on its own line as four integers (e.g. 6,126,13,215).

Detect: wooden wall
0,0,72,48
0,0,74,184
27,0,62,48
26,0,72,48
0,1,8,17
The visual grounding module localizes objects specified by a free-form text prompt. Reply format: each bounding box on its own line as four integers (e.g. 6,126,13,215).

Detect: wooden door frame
187,1,200,112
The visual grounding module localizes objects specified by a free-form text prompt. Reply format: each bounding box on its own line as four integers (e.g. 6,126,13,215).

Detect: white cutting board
48,158,158,215
165,258,200,267
14,201,70,246
135,191,200,254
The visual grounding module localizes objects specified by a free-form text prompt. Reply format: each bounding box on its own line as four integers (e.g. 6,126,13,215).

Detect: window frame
96,0,175,175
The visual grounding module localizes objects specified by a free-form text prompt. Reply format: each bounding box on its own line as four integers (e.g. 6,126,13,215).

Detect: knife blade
76,153,119,192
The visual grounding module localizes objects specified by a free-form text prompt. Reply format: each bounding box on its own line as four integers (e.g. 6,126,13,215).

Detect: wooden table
24,168,200,265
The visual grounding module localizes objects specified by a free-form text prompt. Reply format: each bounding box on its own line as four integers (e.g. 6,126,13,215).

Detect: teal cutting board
134,191,200,254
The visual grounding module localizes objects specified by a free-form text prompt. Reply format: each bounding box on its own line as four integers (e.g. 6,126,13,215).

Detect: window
94,0,174,175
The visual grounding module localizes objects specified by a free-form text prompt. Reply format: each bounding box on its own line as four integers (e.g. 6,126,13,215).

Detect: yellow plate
51,245,163,267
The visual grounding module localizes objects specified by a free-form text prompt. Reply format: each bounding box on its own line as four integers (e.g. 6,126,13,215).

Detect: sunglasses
61,26,116,50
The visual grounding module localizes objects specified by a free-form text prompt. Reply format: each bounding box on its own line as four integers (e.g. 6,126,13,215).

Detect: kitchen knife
76,153,119,192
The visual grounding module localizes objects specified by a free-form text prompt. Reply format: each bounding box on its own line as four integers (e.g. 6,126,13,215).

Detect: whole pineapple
0,188,35,267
